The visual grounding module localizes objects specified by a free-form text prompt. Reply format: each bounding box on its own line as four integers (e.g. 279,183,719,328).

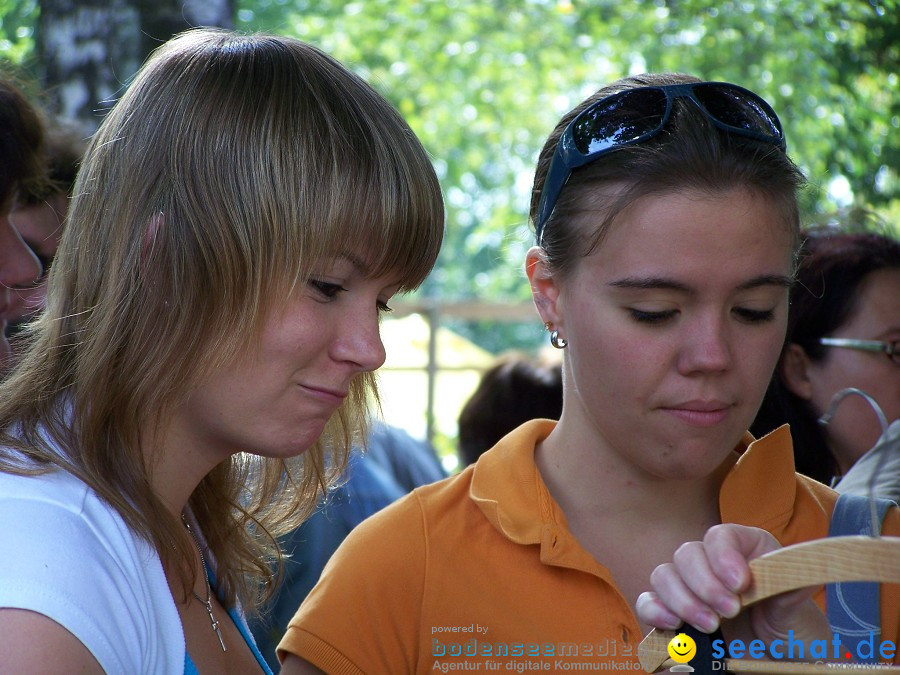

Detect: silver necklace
181,515,227,652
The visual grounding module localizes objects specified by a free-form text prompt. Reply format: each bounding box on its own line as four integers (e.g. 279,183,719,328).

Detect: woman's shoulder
0,460,91,503
0,462,160,584
282,466,481,672
341,465,476,542
344,422,549,547
0,464,183,673
883,503,900,537
0,462,129,538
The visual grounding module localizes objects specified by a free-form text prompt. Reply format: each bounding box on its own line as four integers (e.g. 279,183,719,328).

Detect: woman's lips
299,384,348,406
661,401,731,427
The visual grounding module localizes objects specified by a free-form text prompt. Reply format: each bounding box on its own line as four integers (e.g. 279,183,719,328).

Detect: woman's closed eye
628,308,679,324
308,279,347,300
309,278,394,314
628,307,776,325
733,307,775,324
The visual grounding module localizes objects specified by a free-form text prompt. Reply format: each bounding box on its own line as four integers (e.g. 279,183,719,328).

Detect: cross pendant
202,599,227,652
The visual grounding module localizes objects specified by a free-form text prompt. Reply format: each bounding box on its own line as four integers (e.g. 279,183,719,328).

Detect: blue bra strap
228,605,274,675
183,565,273,675
183,610,273,674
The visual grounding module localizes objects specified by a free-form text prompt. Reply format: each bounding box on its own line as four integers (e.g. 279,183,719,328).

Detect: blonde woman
0,29,443,674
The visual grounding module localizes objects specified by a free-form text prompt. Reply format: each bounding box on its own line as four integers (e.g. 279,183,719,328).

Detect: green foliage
0,0,37,67
240,1,601,305
3,1,896,352
590,0,899,213
235,0,898,352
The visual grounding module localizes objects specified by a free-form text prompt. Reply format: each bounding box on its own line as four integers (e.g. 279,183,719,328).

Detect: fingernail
696,611,719,633
726,569,743,592
664,613,683,630
717,597,740,619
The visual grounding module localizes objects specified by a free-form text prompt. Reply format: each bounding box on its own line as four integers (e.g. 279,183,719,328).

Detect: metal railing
385,300,538,444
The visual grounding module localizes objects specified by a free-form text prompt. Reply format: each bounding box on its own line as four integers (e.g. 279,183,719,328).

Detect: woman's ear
525,246,562,327
779,343,814,400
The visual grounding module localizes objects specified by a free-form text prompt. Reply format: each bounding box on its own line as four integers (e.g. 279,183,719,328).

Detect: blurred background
2,0,896,469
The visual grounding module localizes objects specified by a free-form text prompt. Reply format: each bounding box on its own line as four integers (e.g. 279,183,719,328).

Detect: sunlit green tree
236,0,898,350
2,0,897,352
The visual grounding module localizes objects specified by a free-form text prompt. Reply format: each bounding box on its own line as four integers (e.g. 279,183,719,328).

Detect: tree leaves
3,0,896,350
239,0,899,351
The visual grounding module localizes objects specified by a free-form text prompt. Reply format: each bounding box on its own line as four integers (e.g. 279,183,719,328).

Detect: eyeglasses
819,337,900,366
535,81,786,243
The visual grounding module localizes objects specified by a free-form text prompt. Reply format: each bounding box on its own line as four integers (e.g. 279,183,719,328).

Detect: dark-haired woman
280,74,899,674
752,226,900,500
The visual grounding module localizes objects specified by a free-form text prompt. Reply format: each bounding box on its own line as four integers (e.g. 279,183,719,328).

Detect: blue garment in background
364,422,446,493
826,493,894,663
249,423,445,670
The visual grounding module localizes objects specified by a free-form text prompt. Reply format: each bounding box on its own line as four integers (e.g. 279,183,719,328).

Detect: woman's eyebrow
607,276,691,292
607,273,793,293
326,252,371,276
735,274,794,291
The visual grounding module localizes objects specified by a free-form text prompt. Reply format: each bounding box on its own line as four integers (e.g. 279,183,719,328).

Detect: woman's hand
635,524,831,650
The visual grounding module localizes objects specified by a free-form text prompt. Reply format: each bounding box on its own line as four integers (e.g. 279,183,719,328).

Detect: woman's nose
677,317,732,375
333,309,387,373
0,217,42,291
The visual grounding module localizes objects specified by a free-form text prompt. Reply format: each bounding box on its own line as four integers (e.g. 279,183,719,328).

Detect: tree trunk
38,0,235,130
137,0,235,68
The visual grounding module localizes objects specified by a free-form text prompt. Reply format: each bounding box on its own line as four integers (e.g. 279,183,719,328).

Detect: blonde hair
0,28,443,610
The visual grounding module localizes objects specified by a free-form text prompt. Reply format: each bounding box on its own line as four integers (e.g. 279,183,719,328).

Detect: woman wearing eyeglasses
0,77,46,371
279,74,900,674
751,225,900,501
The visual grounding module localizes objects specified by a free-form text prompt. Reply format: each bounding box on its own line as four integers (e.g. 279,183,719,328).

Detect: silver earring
550,329,567,349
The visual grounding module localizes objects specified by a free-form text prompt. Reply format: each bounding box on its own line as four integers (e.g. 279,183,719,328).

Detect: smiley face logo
667,633,697,664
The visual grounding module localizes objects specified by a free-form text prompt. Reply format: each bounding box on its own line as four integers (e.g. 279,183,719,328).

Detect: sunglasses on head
535,81,786,243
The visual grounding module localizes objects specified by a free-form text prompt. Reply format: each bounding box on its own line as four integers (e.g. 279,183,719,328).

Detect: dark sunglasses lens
693,83,781,138
571,88,668,155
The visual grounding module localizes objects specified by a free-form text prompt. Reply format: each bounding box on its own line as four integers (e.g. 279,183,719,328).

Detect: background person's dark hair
4,120,88,344
0,77,48,208
19,120,86,207
750,218,900,483
458,353,563,465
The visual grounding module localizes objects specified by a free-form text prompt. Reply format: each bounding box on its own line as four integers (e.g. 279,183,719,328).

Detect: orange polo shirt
279,421,900,674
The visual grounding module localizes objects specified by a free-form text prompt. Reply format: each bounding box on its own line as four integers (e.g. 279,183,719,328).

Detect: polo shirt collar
720,424,797,539
469,420,799,553
469,419,555,546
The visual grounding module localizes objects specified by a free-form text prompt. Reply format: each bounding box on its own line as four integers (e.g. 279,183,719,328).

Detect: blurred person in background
457,351,562,466
6,120,87,342
0,76,46,370
751,220,900,502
